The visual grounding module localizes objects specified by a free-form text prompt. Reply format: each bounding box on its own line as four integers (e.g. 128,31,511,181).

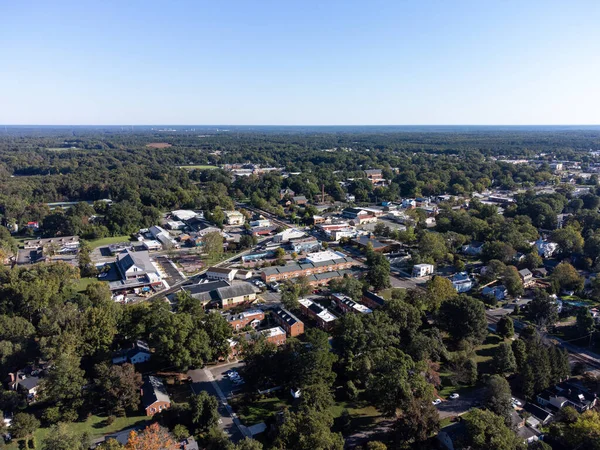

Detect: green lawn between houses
74,277,97,292
5,414,149,450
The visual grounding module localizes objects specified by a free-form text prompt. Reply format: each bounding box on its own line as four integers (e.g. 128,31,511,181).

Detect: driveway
436,387,485,419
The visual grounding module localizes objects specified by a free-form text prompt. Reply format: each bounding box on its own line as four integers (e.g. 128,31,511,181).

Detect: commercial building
273,307,305,337
109,249,162,292
224,210,245,226
178,280,257,309
206,267,238,282
261,254,357,283
412,263,434,278
298,298,337,331
23,235,80,252
289,237,321,253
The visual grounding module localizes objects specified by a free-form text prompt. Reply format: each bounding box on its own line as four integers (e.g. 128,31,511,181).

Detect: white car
432,399,442,406
449,393,459,400
512,398,522,407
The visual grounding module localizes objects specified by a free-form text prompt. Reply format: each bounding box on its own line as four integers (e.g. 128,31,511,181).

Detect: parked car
450,393,459,399
432,399,442,405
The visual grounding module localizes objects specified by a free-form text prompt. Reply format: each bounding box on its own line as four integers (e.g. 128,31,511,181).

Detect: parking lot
155,255,186,285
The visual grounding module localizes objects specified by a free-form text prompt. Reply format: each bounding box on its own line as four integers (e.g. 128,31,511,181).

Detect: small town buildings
224,210,245,226
312,215,327,225
23,235,80,252
142,240,162,251
109,249,162,292
402,198,416,209
412,263,434,278
289,236,321,253
519,268,534,287
235,269,253,280
262,327,287,346
329,228,360,242
273,228,306,243
523,403,553,426
250,219,271,228
206,267,239,282
298,298,337,331
171,210,198,222
142,376,171,416
352,235,392,253
224,309,264,331
362,291,386,309
279,188,295,200
166,220,186,230
331,293,372,314
451,272,473,293
112,340,151,365
342,208,369,220
149,225,178,248
273,307,305,337
214,283,257,309
261,254,357,283
292,195,308,205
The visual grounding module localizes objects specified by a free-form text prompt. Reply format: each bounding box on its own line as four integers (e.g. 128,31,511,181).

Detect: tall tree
492,343,517,375
496,316,515,339
189,391,220,434
93,363,143,415
464,409,526,450
125,423,176,450
438,295,488,344
483,375,514,426
426,276,457,310
42,422,90,450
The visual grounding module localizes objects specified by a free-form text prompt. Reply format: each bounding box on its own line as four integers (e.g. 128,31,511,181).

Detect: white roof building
304,250,347,263
273,228,306,243
172,210,198,221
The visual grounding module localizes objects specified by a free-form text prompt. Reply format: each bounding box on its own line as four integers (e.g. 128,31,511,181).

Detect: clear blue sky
1,0,599,125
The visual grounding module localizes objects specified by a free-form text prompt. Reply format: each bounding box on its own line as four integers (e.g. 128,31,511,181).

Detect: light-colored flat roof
304,250,346,263
262,326,286,338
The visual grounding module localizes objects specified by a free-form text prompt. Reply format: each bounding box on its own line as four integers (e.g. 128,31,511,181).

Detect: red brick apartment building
298,298,337,331
223,309,264,331
273,307,305,337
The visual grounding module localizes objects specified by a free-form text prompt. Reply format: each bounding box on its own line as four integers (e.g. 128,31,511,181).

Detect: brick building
331,293,372,314
273,307,305,337
224,309,264,331
298,298,337,331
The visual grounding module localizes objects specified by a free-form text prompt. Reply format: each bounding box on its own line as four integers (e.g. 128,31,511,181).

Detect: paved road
188,361,247,442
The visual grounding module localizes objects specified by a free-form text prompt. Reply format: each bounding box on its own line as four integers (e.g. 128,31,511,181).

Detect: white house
112,340,152,365
535,238,558,258
412,264,434,278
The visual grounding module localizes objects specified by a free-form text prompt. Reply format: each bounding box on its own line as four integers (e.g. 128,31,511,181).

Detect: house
224,309,264,331
412,263,434,278
345,194,356,202
523,403,553,426
331,293,372,314
206,267,238,282
298,298,337,331
181,437,199,450
224,211,245,226
482,285,507,301
536,381,598,413
142,376,171,416
402,199,416,209
451,272,473,293
535,238,559,258
292,196,308,206
261,327,287,346
112,340,152,365
176,280,230,305
352,236,392,253
250,219,271,228
10,370,41,400
109,249,162,292
461,241,484,256
519,268,534,287
362,291,386,309
273,307,305,337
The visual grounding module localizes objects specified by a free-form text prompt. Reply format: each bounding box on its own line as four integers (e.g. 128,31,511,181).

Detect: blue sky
1,0,599,125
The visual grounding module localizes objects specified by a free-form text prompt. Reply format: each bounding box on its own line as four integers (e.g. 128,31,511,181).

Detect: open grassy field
6,414,149,449
88,235,132,249
178,165,218,170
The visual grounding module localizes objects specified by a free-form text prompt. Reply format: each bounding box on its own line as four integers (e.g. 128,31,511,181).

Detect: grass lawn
74,277,97,292
234,395,290,425
474,333,503,374
178,165,218,170
6,414,149,449
88,235,132,249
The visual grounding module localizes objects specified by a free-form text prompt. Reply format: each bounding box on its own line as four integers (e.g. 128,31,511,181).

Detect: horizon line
2,124,600,127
